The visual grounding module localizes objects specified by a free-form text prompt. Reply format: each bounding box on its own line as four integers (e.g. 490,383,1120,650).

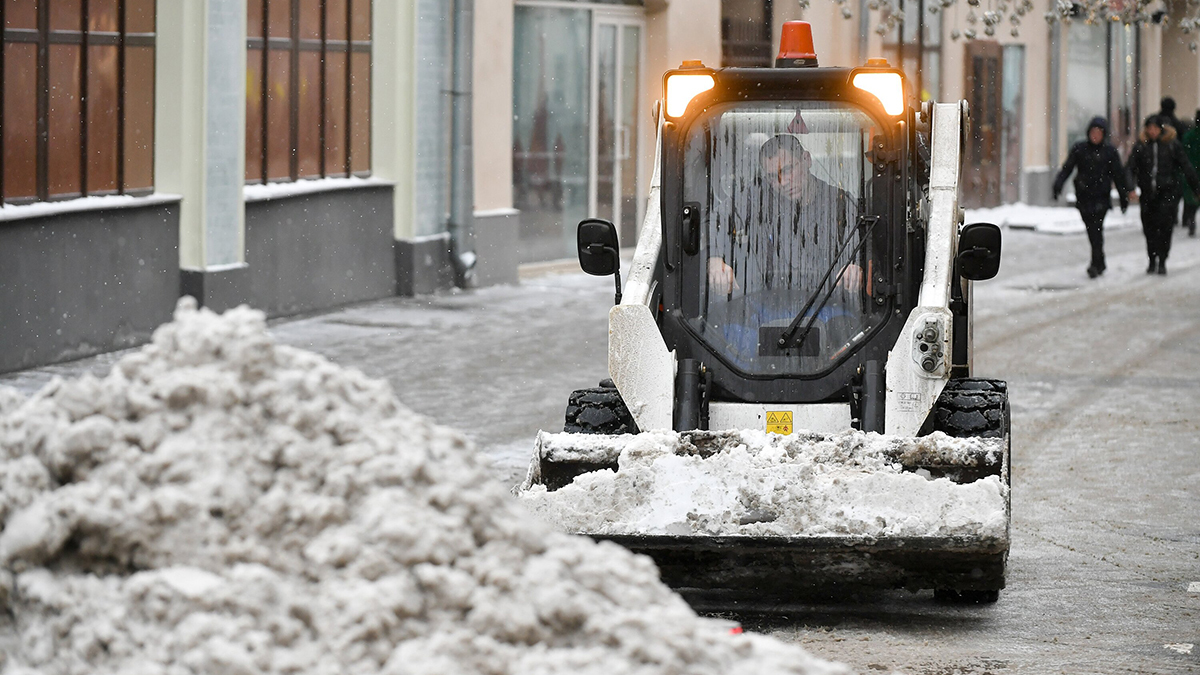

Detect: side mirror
577,218,623,303
957,222,1002,281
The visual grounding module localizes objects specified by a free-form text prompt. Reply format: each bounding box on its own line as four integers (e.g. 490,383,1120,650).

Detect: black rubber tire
928,378,1011,602
928,378,1009,439
564,387,639,435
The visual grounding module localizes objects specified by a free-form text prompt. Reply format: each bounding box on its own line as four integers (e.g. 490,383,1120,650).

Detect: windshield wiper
777,215,883,354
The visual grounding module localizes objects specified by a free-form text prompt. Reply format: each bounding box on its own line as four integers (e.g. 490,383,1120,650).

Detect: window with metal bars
1,0,156,204
246,0,371,184
720,0,773,68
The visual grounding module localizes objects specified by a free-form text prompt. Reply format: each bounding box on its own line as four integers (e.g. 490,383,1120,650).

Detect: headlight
852,72,905,116
665,72,715,118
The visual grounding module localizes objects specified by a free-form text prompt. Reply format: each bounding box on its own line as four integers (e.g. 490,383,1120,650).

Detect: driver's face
762,148,812,201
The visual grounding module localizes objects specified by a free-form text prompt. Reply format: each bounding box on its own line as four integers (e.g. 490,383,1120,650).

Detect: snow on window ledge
0,193,183,223
243,176,393,203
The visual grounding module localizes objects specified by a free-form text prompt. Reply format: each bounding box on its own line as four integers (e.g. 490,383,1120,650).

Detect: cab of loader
580,23,940,424
659,62,915,408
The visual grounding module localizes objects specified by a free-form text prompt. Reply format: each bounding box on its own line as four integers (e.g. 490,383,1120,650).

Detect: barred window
2,0,156,204
246,0,372,184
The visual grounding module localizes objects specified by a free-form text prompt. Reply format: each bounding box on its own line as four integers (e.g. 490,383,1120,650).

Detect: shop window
880,0,941,101
512,4,644,262
246,0,371,183
721,0,773,68
1,0,156,204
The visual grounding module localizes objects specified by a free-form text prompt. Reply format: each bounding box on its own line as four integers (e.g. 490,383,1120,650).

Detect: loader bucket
516,428,1010,605
599,533,1008,609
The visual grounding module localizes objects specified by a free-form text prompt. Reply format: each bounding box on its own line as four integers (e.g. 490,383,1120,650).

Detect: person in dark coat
1052,117,1131,278
1126,114,1200,275
1180,109,1200,236
1157,97,1191,137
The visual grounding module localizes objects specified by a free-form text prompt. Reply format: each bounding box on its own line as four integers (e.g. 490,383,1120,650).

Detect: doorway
1000,45,1025,205
591,15,643,245
963,40,1003,209
513,3,644,263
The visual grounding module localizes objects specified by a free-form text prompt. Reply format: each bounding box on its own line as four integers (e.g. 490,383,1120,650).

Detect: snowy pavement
3,205,1200,673
966,202,1143,235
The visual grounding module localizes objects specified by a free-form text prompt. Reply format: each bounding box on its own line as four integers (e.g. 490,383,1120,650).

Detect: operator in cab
707,133,864,296
687,100,883,371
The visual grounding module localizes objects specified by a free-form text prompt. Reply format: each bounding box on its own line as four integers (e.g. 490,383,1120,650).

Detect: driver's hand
708,257,737,295
839,263,864,291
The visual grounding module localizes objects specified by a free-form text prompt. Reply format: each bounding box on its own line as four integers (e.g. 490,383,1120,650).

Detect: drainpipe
448,0,477,288
1049,21,1061,170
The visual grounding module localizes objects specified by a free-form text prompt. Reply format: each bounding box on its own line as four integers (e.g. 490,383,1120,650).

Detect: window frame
1,0,157,204
245,0,372,185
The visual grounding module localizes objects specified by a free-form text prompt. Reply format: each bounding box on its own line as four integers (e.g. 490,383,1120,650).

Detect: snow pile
0,300,849,675
518,429,1008,539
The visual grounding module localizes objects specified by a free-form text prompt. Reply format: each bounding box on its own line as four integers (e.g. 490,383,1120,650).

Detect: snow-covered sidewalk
965,202,1141,235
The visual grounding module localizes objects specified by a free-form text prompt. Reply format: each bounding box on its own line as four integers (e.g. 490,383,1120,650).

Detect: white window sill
0,193,182,223
243,176,393,203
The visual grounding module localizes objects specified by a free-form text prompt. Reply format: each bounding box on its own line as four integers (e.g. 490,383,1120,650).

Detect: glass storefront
513,3,643,263
1109,23,1139,157
881,0,941,102
1066,22,1108,151
1000,45,1025,204
1065,22,1139,161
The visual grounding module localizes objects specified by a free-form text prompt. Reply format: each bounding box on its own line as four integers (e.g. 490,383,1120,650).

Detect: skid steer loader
517,22,1009,607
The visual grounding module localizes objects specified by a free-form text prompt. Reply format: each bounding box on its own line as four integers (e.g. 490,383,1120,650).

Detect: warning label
766,411,793,435
897,392,922,412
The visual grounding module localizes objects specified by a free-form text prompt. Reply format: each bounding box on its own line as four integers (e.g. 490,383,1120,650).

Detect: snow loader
518,22,1009,607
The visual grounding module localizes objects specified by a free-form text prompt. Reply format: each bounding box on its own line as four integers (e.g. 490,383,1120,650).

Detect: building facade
2,0,1197,373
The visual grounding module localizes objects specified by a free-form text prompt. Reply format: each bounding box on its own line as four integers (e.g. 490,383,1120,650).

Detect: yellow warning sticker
766,411,793,435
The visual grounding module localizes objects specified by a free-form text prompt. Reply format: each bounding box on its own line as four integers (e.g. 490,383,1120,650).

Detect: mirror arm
588,242,622,304
604,245,622,304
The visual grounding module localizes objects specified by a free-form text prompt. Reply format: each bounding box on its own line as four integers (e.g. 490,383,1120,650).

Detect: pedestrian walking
1126,114,1200,275
1157,97,1191,136
1052,117,1131,278
1180,110,1200,237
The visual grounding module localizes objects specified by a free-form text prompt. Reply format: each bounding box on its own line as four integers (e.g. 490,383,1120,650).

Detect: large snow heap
0,299,848,675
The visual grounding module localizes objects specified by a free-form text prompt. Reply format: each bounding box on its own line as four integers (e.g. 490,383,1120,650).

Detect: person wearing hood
1127,114,1200,275
1052,116,1131,278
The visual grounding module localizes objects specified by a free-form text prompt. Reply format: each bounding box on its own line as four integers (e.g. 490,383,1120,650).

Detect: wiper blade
777,215,883,353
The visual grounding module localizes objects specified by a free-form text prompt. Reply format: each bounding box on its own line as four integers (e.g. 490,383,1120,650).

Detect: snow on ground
965,202,1141,235
518,429,1007,539
0,300,850,675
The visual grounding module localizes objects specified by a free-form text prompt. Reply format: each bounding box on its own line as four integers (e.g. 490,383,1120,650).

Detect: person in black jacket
1127,114,1200,275
1052,117,1131,278
1157,97,1191,137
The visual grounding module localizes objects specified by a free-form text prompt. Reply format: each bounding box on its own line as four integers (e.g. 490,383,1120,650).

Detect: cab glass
681,100,892,377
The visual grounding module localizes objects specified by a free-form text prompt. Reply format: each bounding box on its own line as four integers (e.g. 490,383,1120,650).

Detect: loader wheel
564,386,639,435
928,378,1011,603
929,378,1009,438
